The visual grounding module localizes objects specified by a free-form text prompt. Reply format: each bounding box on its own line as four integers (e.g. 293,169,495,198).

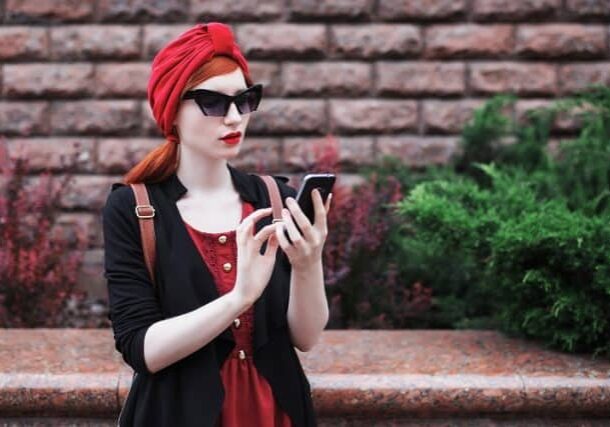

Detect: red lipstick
220,131,241,145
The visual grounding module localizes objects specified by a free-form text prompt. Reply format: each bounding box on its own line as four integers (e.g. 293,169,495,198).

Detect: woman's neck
175,152,233,199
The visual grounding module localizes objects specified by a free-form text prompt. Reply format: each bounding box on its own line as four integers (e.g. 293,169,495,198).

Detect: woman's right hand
232,207,281,306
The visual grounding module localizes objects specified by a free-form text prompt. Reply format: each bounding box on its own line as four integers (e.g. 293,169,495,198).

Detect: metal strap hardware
135,204,155,219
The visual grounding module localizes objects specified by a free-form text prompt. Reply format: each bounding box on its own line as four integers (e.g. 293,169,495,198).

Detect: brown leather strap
260,175,283,223
129,183,157,289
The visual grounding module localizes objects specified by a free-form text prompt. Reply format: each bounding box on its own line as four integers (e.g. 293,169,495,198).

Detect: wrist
292,257,323,275
227,289,254,313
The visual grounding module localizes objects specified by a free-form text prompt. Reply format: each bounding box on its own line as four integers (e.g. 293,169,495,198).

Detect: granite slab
0,329,608,418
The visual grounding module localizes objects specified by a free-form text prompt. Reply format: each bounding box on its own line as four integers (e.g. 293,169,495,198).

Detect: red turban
146,22,252,144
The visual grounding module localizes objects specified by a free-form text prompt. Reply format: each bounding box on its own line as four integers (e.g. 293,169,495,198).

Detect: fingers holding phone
276,174,335,269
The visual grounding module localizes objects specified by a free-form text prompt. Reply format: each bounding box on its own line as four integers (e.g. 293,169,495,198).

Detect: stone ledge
0,329,609,419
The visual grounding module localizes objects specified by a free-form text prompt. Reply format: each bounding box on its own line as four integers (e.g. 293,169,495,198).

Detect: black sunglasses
182,83,263,117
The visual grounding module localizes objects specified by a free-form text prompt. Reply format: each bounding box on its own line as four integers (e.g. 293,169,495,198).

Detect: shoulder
271,174,290,184
271,174,298,199
104,183,135,208
101,182,138,223
249,172,298,200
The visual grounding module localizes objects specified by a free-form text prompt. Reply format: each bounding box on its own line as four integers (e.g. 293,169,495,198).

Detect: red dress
183,198,293,427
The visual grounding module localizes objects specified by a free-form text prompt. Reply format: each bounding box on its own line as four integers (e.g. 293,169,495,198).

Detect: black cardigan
101,163,317,426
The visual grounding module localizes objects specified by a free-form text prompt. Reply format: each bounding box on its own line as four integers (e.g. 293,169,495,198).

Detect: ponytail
123,138,179,185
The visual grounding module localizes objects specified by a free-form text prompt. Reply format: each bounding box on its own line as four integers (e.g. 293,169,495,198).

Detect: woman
102,22,331,427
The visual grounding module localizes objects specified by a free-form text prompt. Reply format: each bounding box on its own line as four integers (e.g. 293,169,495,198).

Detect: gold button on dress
233,318,241,328
238,350,246,360
218,235,227,244
223,262,232,272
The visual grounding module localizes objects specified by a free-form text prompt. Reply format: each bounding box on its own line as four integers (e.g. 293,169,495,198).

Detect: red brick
329,99,417,133
472,0,560,20
5,0,94,23
97,137,159,173
284,136,375,171
331,24,421,58
141,100,161,136
559,63,610,94
143,24,192,59
424,24,513,59
3,64,94,98
0,27,47,60
5,137,96,173
377,136,460,167
55,213,102,248
290,0,373,20
377,0,466,20
565,0,610,18
76,249,106,299
470,62,557,96
50,101,140,136
58,175,119,210
95,63,150,98
332,173,367,188
422,99,488,134
50,25,140,60
377,62,466,96
0,101,48,135
230,138,282,172
236,24,326,59
283,62,371,96
246,99,326,134
191,0,283,21
516,25,607,59
247,62,282,97
98,0,188,22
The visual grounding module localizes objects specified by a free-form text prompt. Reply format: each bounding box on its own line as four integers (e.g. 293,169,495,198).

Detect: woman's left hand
275,189,332,271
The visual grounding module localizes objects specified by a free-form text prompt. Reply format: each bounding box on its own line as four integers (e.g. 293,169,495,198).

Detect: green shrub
396,163,610,357
387,85,610,357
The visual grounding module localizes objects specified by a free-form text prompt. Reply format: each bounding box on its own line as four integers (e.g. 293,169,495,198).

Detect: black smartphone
283,173,336,243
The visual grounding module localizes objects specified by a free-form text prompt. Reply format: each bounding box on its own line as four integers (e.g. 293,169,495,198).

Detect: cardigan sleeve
101,184,165,375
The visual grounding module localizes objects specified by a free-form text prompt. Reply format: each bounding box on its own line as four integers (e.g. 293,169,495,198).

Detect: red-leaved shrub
0,137,88,327
294,134,433,328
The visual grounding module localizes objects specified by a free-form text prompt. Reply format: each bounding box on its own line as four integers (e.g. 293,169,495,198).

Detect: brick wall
1,0,608,298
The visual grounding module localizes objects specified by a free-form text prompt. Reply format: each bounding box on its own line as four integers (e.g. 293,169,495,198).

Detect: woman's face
173,68,251,160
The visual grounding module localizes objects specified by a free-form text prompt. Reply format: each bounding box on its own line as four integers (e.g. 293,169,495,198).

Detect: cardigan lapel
156,163,276,353
159,162,260,205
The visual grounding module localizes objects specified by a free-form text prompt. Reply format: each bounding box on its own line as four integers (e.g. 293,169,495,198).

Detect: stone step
1,418,610,426
0,329,608,423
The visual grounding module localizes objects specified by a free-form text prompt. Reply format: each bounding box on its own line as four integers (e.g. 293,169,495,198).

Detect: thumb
263,233,279,257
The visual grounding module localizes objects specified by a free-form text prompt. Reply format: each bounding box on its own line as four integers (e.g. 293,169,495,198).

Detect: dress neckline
183,198,249,236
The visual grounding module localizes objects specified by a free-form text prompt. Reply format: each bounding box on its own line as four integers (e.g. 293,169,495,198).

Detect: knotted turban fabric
146,22,252,143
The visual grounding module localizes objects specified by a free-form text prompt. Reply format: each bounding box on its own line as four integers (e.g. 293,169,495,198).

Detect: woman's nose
224,102,242,124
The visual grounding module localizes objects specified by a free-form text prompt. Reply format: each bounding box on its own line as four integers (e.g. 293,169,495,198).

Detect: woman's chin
222,145,241,158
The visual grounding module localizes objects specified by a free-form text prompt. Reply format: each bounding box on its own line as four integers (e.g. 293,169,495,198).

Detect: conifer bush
393,85,610,357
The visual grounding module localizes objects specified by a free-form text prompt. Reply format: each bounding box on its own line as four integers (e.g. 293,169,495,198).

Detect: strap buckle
135,204,155,219
272,218,284,223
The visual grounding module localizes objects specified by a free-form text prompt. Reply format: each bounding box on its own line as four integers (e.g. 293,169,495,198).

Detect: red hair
123,55,253,185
